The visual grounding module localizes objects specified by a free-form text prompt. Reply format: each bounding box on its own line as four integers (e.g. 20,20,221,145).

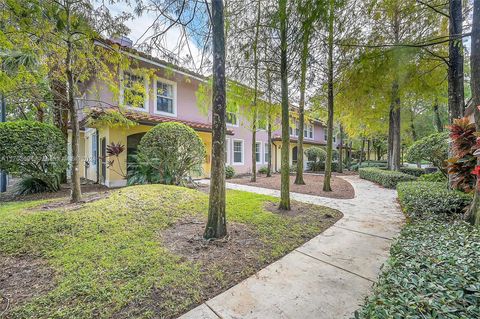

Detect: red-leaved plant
447,117,478,192
104,142,126,178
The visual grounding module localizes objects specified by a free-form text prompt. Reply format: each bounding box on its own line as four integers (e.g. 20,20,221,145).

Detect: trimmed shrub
0,121,67,192
356,220,480,318
137,122,206,185
399,166,426,177
258,166,268,174
127,154,161,185
351,162,387,171
397,181,471,219
305,147,327,171
405,132,448,173
359,167,416,188
418,171,447,183
225,165,235,179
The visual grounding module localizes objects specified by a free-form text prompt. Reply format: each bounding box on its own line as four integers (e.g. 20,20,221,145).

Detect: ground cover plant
358,167,416,188
0,185,341,318
399,167,425,177
355,220,480,319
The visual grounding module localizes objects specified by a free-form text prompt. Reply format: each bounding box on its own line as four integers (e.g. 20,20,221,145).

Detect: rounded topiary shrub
137,122,206,185
225,165,235,179
405,132,448,173
305,147,327,171
0,120,67,192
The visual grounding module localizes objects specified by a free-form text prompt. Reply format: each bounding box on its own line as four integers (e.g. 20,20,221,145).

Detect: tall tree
205,0,227,239
448,0,465,122
279,0,290,210
295,0,324,185
323,0,335,191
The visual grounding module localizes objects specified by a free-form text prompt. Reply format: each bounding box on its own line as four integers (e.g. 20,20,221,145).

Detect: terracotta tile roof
84,107,234,135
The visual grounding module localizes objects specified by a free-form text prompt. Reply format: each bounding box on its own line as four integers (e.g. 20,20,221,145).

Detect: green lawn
0,184,340,319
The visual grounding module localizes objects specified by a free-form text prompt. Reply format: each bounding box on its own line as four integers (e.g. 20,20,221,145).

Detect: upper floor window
226,111,238,126
304,124,313,139
123,71,147,109
255,142,262,163
155,79,176,116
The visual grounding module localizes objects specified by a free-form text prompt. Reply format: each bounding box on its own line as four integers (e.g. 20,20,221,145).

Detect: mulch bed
0,256,56,317
229,173,355,199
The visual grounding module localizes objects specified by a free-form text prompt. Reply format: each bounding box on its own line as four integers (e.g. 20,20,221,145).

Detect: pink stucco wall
81,57,336,176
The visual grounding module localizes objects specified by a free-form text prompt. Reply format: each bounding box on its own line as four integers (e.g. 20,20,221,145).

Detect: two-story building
73,38,337,187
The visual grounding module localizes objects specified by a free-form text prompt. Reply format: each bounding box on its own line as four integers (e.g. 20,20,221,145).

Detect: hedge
358,167,416,188
0,120,67,192
397,181,471,219
351,162,387,171
399,166,426,177
418,171,447,182
355,220,480,318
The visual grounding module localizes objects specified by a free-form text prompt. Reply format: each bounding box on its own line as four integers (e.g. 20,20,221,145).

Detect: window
304,124,313,139
226,111,238,126
264,143,270,163
233,140,244,164
295,121,300,137
255,142,262,163
156,80,175,114
290,120,298,137
123,72,146,109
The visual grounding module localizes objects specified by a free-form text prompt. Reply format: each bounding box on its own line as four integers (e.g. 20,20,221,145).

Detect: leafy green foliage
358,167,416,188
447,118,477,192
258,166,268,174
356,220,480,319
137,122,206,185
399,167,426,177
418,171,447,183
127,154,161,186
0,121,67,191
397,182,472,219
305,147,327,171
405,132,448,173
350,161,387,171
225,165,236,179
15,177,51,195
0,185,340,318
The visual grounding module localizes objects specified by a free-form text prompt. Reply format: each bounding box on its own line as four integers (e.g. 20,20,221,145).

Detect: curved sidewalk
180,176,404,319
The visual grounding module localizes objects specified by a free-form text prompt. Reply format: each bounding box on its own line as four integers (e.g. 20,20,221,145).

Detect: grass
0,184,339,319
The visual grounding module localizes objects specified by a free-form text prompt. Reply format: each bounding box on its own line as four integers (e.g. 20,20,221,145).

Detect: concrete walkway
180,176,404,319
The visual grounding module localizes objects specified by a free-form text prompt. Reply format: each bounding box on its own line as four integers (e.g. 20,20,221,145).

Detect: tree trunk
433,99,443,132
359,137,365,166
387,106,394,169
251,126,257,182
279,0,290,210
410,106,417,141
389,80,401,171
295,32,309,185
205,0,227,239
448,0,465,123
467,0,480,226
66,6,82,203
323,0,334,192
367,138,371,164
267,122,272,177
250,0,261,183
337,124,343,173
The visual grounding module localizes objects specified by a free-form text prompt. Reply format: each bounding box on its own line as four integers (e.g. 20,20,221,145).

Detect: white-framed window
304,124,314,139
233,139,244,165
290,120,301,137
226,111,239,126
295,120,300,137
264,142,270,163
121,70,149,111
255,141,262,164
154,78,177,116
225,138,231,164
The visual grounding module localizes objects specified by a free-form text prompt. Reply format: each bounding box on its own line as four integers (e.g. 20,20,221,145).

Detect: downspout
96,128,100,184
